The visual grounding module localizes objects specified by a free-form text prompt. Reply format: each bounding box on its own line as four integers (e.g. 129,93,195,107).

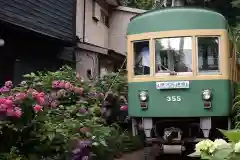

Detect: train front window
197,37,219,74
155,37,192,75
133,41,150,75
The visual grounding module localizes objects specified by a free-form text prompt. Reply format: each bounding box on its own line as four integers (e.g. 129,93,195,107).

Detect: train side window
197,37,220,74
155,37,192,75
133,41,150,76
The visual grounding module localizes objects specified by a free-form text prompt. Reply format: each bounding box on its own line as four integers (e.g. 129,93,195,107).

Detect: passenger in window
136,43,150,74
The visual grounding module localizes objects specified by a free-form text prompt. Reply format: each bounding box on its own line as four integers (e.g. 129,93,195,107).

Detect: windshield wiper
158,64,176,75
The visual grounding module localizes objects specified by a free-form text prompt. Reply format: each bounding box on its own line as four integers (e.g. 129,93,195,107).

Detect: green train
126,7,239,157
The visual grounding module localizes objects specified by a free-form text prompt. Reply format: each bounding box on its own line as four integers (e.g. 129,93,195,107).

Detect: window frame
132,39,151,77
196,36,221,75
154,36,194,77
100,9,109,27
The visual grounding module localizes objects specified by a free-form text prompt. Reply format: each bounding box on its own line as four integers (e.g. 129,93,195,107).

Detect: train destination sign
156,81,190,90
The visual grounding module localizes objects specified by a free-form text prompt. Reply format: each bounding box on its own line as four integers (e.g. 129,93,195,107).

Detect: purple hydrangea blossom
71,140,91,160
77,140,91,148
79,107,88,115
0,86,10,93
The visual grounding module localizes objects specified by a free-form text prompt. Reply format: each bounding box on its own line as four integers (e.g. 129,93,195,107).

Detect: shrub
0,66,141,160
189,129,240,160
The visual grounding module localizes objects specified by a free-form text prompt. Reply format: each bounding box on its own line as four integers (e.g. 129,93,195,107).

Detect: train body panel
127,7,227,35
128,79,231,117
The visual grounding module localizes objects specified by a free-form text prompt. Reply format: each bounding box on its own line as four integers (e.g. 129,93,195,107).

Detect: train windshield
197,37,219,74
155,37,192,75
133,40,150,75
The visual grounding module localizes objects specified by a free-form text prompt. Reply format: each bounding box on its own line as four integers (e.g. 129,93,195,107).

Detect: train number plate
156,81,190,90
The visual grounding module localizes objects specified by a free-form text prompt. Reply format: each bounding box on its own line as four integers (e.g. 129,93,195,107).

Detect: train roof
127,7,227,35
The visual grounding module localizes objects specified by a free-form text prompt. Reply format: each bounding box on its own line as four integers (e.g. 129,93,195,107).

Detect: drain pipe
83,0,86,42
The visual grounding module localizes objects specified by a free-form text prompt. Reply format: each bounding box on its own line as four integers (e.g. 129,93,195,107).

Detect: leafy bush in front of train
0,66,141,159
189,129,240,160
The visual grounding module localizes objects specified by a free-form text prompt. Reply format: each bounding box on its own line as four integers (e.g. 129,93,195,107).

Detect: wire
103,57,127,101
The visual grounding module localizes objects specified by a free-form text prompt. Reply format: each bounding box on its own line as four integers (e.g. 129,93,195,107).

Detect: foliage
0,66,140,160
189,129,240,160
120,0,154,10
95,69,128,95
232,0,240,8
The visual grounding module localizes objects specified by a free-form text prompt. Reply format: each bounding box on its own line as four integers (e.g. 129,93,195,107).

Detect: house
76,0,145,80
0,0,76,85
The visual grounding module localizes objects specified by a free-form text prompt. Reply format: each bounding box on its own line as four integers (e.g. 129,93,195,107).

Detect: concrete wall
109,6,145,55
76,0,109,48
75,2,145,80
75,49,99,80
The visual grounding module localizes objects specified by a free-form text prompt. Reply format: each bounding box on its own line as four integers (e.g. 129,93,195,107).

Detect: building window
155,37,192,75
197,37,219,74
133,41,150,76
100,10,109,27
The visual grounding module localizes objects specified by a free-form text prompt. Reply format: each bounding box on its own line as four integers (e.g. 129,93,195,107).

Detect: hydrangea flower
14,109,23,118
234,141,240,153
4,81,13,88
14,92,27,101
52,80,60,89
92,142,99,146
50,100,60,108
59,81,65,89
79,107,88,115
195,139,216,154
73,87,84,95
78,140,91,148
0,86,10,93
33,104,42,113
213,139,228,148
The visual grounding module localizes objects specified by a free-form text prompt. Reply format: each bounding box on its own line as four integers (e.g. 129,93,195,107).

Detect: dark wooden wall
0,0,75,42
0,23,66,85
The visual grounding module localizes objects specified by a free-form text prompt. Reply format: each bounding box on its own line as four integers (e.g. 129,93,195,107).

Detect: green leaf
100,139,107,147
213,147,233,160
220,129,240,143
30,72,35,76
188,152,201,158
47,132,55,141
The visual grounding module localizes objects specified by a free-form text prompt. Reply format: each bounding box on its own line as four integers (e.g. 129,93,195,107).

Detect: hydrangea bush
189,129,240,160
0,66,141,160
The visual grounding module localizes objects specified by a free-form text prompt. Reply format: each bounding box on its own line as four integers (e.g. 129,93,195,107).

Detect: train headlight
202,89,212,101
139,91,148,102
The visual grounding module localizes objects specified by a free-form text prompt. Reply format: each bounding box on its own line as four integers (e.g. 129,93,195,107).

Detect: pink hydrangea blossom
120,105,128,111
6,109,15,116
73,87,84,95
64,82,73,90
52,80,60,88
7,96,13,100
14,92,27,101
50,100,60,108
0,98,6,104
32,91,39,98
33,104,42,113
0,86,10,93
36,96,45,105
4,81,13,88
38,92,45,97
27,88,36,94
14,108,22,118
4,99,13,107
0,104,7,112
59,81,65,88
